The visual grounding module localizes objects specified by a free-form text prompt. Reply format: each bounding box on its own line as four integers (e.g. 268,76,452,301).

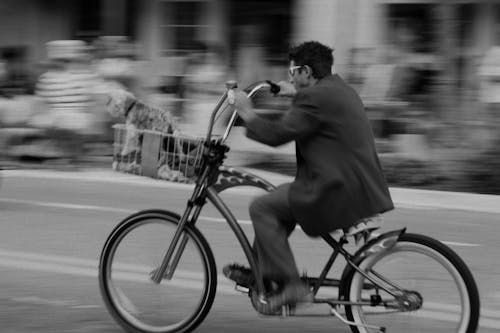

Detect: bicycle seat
330,214,383,241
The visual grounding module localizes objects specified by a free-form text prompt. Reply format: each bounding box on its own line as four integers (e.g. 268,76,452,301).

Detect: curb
2,168,500,214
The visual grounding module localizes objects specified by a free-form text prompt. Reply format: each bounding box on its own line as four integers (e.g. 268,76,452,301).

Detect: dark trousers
249,183,300,285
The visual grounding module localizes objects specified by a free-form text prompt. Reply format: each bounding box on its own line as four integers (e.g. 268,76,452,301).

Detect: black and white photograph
0,0,498,332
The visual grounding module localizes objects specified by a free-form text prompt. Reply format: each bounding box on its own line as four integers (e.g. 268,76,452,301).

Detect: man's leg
249,183,312,311
249,183,299,285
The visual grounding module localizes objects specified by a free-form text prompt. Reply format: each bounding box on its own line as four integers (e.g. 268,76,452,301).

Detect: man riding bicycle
224,41,394,312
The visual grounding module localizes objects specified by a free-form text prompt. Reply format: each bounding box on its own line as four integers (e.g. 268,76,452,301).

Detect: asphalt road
0,170,499,332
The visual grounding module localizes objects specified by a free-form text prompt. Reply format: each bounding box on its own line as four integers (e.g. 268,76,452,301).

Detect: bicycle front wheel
99,210,217,333
344,233,479,333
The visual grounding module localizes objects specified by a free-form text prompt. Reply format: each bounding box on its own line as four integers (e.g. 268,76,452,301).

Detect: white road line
0,197,134,214
1,170,262,195
0,198,484,246
198,215,252,225
12,295,102,311
0,253,237,295
11,296,77,307
70,305,101,309
0,248,97,268
2,170,193,189
0,197,252,223
394,203,440,211
0,248,223,284
0,256,97,278
5,169,500,214
441,241,482,247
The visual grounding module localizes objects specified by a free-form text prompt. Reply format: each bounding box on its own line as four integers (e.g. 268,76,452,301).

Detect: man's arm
234,90,321,147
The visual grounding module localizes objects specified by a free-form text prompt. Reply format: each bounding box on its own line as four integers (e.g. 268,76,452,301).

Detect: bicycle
99,80,480,333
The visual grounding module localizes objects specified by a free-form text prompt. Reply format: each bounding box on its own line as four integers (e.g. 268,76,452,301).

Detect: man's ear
304,65,312,78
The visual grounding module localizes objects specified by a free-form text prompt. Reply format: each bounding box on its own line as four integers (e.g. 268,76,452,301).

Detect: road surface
0,169,498,332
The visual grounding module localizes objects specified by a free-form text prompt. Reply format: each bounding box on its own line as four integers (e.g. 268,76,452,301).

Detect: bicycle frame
150,80,407,312
150,81,274,296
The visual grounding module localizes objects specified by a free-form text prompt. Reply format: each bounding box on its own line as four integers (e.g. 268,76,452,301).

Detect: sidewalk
3,167,500,215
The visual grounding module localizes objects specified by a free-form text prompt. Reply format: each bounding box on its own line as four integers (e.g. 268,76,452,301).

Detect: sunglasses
289,65,303,76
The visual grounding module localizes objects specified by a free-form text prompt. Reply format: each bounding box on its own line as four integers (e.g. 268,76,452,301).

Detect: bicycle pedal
234,284,250,294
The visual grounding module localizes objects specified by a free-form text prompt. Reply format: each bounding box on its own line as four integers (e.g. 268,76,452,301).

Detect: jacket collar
316,73,337,85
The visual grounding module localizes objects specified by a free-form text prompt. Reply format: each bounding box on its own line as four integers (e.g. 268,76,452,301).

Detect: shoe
223,263,254,288
266,282,313,313
250,290,283,316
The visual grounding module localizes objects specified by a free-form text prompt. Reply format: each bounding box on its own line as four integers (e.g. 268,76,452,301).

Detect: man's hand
234,90,257,123
275,81,296,97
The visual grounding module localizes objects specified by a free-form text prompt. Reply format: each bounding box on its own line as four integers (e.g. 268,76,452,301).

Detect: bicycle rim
345,233,479,333
100,213,216,333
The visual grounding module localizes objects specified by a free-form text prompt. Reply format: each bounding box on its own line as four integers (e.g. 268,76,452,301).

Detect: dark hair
288,41,334,79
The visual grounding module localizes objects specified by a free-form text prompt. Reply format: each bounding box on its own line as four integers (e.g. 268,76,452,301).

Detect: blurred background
1,0,500,193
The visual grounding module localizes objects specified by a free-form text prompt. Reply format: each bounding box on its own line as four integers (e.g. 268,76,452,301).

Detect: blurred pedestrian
181,43,228,136
93,36,139,94
0,48,33,97
226,41,394,313
478,45,500,144
33,40,99,161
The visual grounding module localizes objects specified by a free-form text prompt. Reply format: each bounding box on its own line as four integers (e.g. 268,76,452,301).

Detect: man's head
288,41,334,90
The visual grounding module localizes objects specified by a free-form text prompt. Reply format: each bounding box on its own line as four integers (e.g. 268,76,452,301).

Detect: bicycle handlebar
205,80,280,144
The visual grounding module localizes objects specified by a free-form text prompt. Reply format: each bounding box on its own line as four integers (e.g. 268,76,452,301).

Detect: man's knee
249,195,270,220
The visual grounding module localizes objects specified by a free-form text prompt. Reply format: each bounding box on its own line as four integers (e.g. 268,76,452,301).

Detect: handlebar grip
266,80,281,95
225,80,238,90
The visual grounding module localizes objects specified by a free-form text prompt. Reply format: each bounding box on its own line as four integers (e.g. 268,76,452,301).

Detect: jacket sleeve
244,90,321,147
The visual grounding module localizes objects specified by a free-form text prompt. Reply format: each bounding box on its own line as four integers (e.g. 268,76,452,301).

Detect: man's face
289,61,310,90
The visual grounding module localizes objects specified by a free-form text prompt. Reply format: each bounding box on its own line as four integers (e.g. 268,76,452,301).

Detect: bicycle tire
99,210,217,333
343,233,480,333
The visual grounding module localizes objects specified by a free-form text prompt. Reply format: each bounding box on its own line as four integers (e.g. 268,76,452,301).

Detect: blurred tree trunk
102,0,127,36
435,3,459,122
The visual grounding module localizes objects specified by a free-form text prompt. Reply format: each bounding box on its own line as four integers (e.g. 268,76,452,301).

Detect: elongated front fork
150,184,206,284
163,204,204,281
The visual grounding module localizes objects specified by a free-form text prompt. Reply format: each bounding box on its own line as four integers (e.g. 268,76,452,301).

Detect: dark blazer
245,74,394,236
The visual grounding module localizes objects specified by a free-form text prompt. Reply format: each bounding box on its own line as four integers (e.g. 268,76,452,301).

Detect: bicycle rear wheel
99,210,217,333
344,233,479,333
